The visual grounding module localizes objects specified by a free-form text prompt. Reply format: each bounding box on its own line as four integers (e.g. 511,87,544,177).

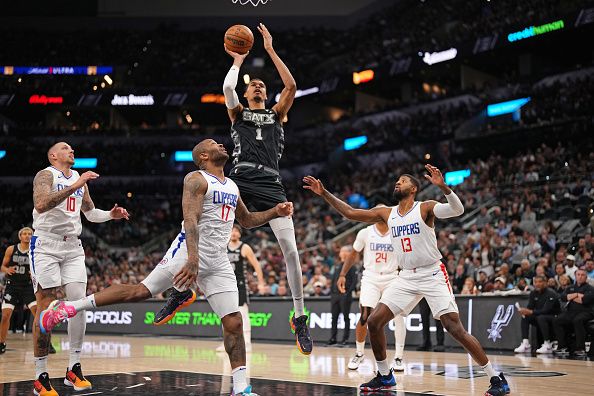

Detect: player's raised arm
303,176,389,224
259,23,297,121
174,172,207,289
420,164,464,223
223,45,249,122
32,169,98,213
81,184,130,223
235,196,293,229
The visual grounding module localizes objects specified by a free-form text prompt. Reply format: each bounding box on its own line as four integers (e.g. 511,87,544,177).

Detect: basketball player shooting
218,22,312,354
39,139,292,396
304,165,510,396
30,142,129,396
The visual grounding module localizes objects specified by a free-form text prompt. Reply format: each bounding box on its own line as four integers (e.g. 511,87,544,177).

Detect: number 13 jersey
387,202,442,270
353,224,398,277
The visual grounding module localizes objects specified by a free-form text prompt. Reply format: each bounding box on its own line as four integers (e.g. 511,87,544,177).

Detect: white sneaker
514,342,531,353
392,357,405,372
348,353,364,370
536,342,553,354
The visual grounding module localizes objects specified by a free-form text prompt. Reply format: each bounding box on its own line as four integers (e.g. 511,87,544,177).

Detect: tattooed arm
173,172,207,289
234,197,293,229
33,169,97,213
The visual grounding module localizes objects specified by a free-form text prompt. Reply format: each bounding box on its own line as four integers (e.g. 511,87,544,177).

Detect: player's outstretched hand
303,176,325,196
224,44,249,63
424,164,446,187
174,258,199,289
73,171,99,189
276,202,294,217
336,275,346,294
257,23,273,51
110,204,130,220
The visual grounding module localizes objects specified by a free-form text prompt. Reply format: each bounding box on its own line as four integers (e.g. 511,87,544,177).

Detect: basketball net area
231,0,271,6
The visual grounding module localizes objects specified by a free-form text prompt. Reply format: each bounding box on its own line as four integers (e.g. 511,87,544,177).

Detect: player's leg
392,314,406,372
239,303,252,351
33,286,60,396
269,216,313,354
348,305,371,370
424,264,509,396
0,303,15,353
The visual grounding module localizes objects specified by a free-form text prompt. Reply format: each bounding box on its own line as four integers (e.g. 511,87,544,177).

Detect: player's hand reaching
109,204,130,220
224,44,249,65
258,23,273,52
303,176,325,196
424,164,446,188
174,257,199,289
275,202,294,217
337,275,346,294
72,171,99,190
4,266,17,275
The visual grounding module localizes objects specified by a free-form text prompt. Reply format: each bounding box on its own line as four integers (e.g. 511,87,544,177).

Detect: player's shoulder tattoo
33,169,53,188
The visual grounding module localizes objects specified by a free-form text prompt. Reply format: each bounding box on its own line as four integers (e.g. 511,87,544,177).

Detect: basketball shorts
359,272,398,309
142,231,240,318
230,167,288,212
380,262,458,320
2,283,37,310
29,232,87,292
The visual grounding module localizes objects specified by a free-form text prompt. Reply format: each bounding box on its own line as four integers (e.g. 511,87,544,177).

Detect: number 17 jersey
353,224,398,277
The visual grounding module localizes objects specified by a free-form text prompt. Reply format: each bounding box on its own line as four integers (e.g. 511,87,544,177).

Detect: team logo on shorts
158,258,168,265
487,304,514,341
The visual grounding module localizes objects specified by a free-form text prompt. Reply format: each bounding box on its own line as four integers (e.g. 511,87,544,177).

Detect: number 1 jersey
353,224,398,277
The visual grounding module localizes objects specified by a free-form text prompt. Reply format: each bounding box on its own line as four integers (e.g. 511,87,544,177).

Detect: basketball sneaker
535,341,553,354
513,340,530,353
153,289,196,325
39,300,77,334
232,384,259,395
290,314,313,355
348,353,364,370
0,342,6,354
391,357,405,372
33,372,59,396
64,363,92,391
359,369,397,392
484,374,507,396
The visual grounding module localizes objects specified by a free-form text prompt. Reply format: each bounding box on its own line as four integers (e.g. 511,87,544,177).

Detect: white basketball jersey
32,166,84,236
353,224,398,276
182,171,239,267
387,202,442,270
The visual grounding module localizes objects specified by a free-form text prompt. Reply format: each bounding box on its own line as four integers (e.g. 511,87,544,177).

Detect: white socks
71,294,96,311
69,349,81,371
356,341,365,355
376,359,390,376
394,315,406,360
232,366,248,394
35,356,48,378
482,361,498,378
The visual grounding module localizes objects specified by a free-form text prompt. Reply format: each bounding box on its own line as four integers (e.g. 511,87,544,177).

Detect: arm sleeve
433,191,465,219
223,65,240,109
352,228,368,252
83,208,112,223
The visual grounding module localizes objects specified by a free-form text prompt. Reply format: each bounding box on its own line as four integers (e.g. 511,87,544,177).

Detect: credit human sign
507,20,564,42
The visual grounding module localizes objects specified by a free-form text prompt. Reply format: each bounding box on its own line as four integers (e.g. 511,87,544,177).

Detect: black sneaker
0,342,6,354
291,314,313,355
485,375,507,396
153,289,196,325
326,339,337,346
33,372,58,396
359,369,397,392
553,347,569,356
499,372,510,394
49,343,56,354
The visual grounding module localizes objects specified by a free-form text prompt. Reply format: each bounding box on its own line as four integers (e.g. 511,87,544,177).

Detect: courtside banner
55,296,527,350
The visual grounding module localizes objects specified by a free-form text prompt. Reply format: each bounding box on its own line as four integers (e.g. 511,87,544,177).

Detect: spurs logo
487,304,514,341
231,0,271,6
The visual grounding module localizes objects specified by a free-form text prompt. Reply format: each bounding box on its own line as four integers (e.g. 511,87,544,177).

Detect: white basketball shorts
359,272,398,309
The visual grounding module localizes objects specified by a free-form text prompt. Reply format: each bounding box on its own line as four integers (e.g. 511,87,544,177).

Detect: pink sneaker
39,300,78,334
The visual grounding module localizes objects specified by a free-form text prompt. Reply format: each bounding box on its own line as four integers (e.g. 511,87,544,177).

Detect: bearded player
304,165,510,395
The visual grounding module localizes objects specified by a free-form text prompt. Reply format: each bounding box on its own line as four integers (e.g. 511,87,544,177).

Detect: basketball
224,25,254,54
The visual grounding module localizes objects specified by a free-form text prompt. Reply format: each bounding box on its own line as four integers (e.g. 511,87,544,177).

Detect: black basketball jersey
228,242,249,301
6,245,32,286
231,108,285,170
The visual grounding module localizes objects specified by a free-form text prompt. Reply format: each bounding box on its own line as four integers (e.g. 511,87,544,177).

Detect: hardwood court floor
0,333,592,395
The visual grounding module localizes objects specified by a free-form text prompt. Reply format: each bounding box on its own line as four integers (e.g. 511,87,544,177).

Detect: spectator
328,246,356,346
552,269,594,357
564,255,578,282
521,234,541,263
452,264,467,294
521,204,537,222
585,258,594,285
476,271,494,293
475,207,492,229
513,275,560,354
461,278,479,295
